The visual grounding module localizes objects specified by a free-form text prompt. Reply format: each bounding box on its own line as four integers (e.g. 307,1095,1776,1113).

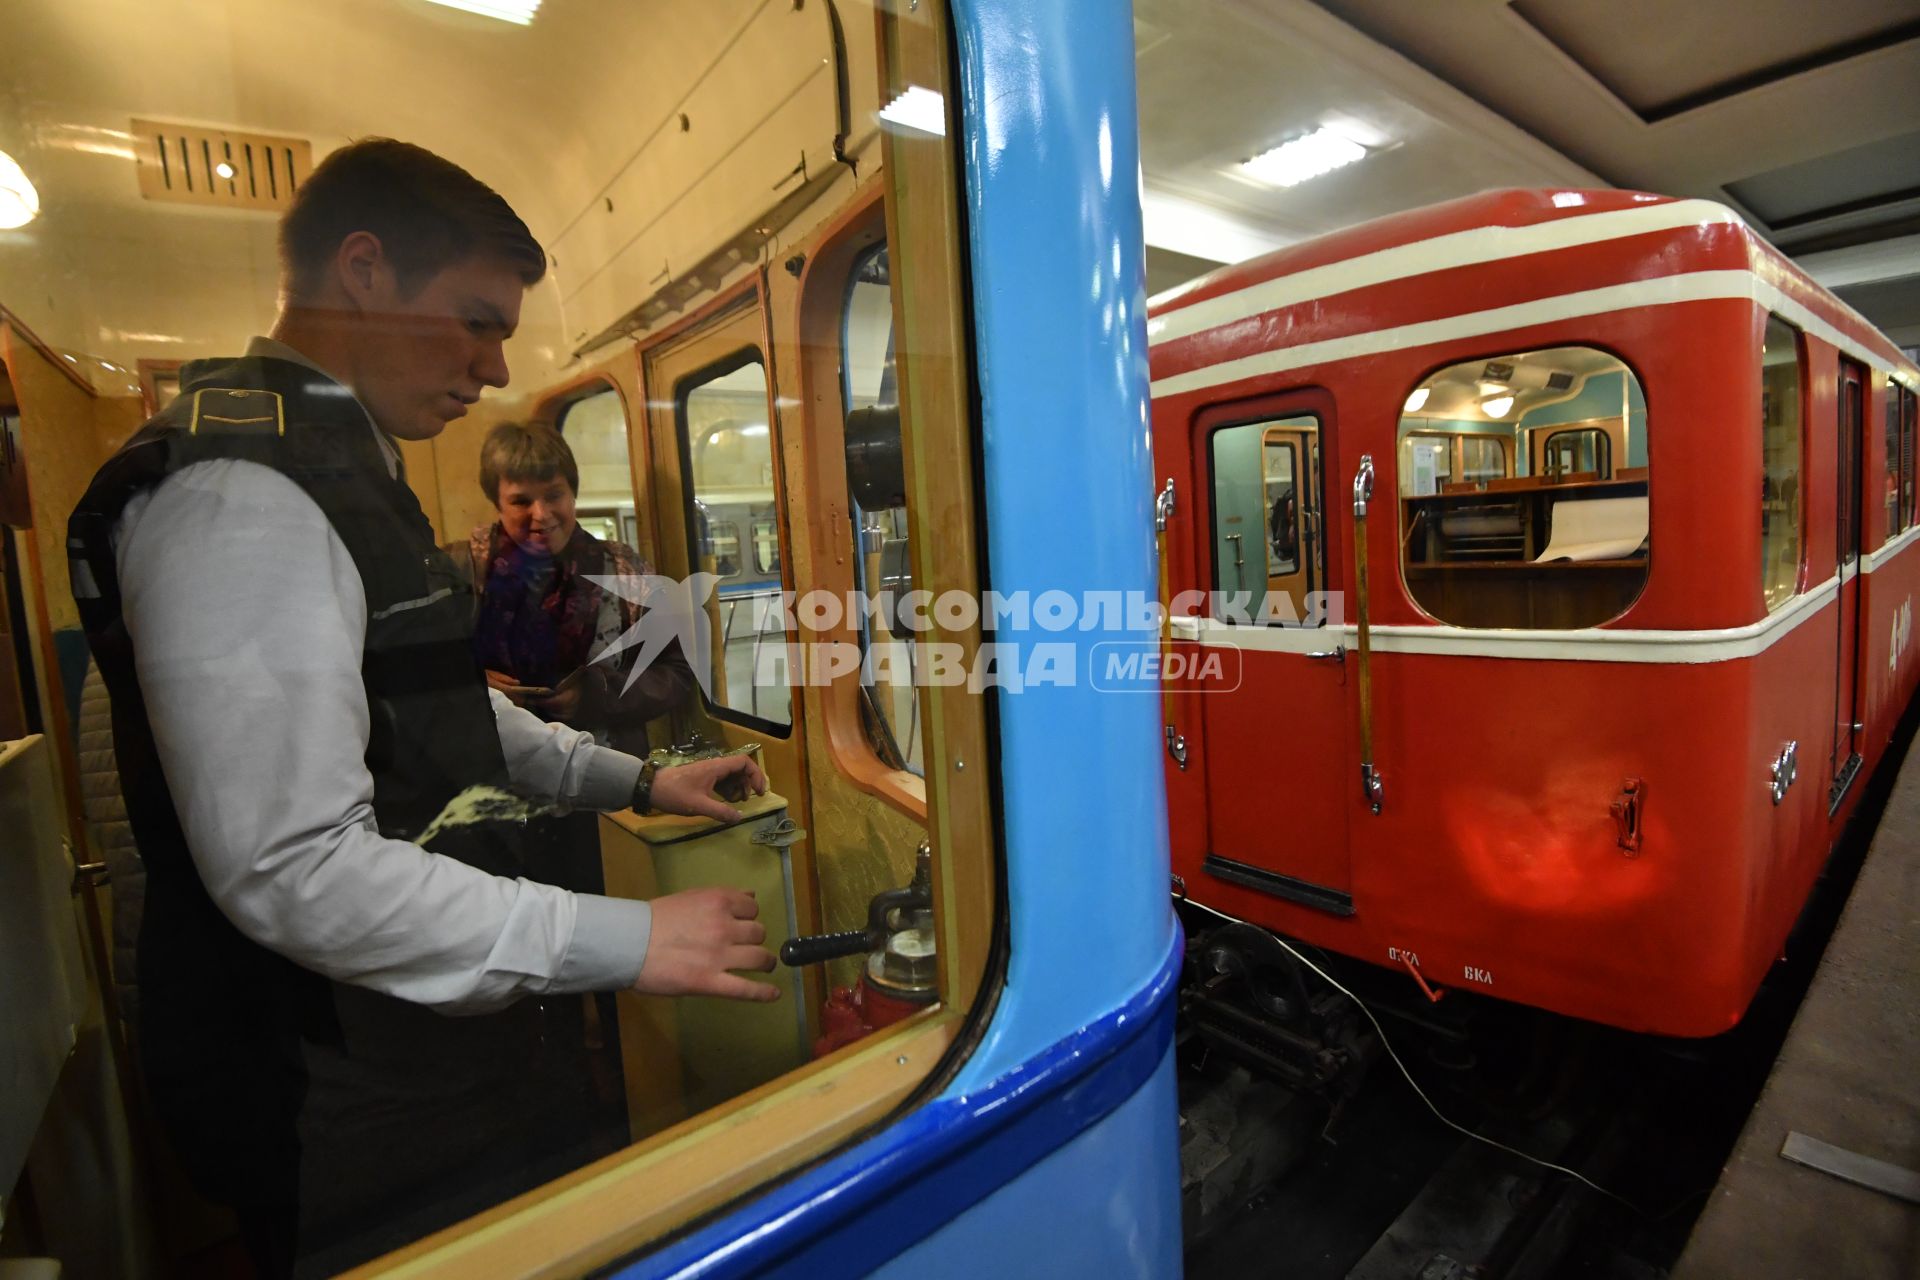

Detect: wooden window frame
345,5,998,1275
791,187,930,818
674,346,793,736
1400,427,1515,490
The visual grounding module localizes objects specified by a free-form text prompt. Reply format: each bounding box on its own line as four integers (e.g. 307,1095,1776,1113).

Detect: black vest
68,357,592,1260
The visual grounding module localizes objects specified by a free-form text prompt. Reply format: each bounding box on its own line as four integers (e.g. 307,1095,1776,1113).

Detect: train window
1887,379,1916,545
9,0,992,1272
1400,347,1649,629
678,354,791,730
1264,439,1299,576
1762,317,1804,610
840,241,924,775
556,385,639,548
1540,427,1611,480
1209,414,1323,623
1399,429,1513,495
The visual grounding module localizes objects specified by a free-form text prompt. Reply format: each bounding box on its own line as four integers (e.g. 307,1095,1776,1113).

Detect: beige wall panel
4,325,105,634
91,394,146,458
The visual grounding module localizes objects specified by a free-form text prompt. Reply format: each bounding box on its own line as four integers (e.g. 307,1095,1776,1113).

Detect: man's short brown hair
480,421,578,504
280,138,546,299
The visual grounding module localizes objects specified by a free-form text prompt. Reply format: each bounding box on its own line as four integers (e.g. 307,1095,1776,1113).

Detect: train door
640,294,805,794
1832,358,1867,802
1195,394,1352,913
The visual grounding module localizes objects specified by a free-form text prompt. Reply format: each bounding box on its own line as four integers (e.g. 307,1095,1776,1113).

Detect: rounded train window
1399,347,1648,629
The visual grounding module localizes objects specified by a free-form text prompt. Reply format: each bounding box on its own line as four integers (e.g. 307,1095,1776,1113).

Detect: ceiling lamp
1240,127,1366,188
1403,387,1430,413
420,0,541,24
0,150,40,230
1482,395,1515,419
878,86,946,137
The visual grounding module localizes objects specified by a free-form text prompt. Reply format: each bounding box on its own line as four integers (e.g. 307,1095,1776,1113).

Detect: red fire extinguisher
780,842,937,1056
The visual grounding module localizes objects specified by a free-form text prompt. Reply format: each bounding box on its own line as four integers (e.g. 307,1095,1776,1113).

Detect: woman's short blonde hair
479,421,578,504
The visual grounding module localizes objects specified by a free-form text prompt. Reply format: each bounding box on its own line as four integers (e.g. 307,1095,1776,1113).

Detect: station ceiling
1137,0,1920,350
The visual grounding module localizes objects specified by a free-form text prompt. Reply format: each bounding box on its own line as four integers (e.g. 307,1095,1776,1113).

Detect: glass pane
1460,435,1508,483
1210,414,1321,625
1762,318,1803,610
682,358,790,727
1263,439,1298,575
840,242,923,775
1401,347,1648,629
558,386,637,550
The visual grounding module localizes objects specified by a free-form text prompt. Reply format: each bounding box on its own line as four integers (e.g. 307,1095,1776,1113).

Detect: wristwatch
631,760,658,815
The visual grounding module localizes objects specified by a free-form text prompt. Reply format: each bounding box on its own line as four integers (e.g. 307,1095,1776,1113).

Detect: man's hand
633,887,779,1002
651,755,769,822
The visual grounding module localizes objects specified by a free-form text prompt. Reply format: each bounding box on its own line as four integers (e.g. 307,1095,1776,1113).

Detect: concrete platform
1673,748,1920,1279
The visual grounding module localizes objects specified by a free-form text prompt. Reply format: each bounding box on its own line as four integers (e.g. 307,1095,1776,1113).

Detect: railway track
1178,716,1908,1279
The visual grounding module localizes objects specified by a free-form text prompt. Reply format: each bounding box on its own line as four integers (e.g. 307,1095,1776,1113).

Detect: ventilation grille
1482,360,1515,383
132,119,312,212
1546,370,1575,391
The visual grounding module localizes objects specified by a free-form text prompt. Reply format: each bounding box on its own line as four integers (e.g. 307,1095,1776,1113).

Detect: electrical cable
1177,894,1657,1216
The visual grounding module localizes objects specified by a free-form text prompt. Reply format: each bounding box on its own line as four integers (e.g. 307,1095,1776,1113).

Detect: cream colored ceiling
1309,0,1920,346
1138,0,1920,348
1134,0,1595,297
0,0,874,395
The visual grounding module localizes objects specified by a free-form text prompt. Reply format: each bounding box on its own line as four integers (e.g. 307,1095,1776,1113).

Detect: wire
1177,895,1653,1216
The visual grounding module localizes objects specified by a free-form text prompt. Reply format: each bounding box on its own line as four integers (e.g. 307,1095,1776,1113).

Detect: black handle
780,930,878,967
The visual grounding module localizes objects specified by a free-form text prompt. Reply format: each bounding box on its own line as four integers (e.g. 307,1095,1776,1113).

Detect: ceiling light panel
1240,127,1367,188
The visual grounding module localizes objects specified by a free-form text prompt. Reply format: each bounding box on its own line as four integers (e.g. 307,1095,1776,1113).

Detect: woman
455,421,698,1157
458,420,694,756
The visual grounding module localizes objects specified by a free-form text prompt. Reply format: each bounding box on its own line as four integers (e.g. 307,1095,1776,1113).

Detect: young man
68,139,775,1277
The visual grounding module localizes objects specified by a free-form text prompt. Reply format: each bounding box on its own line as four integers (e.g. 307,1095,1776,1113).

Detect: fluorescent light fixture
878,86,945,137
419,0,541,25
1403,387,1430,413
1241,127,1366,188
1482,395,1514,419
0,150,40,230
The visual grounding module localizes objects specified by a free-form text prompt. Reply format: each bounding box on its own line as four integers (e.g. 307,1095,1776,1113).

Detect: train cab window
1886,378,1916,545
840,242,924,774
1400,347,1649,629
1762,317,1804,610
678,355,790,730
11,0,993,1272
1209,414,1323,623
556,385,639,547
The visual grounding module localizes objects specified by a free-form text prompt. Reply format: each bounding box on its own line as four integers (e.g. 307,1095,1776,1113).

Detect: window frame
790,189,929,818
1399,427,1515,492
1194,390,1337,628
673,345,793,737
547,377,645,553
1760,314,1808,612
1396,346,1652,630
1540,425,1612,480
371,4,1002,1274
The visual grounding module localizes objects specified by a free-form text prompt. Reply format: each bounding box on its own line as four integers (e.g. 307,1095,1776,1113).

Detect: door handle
1306,645,1345,661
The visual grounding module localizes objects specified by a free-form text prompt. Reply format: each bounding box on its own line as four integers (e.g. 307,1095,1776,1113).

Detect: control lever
780,841,931,967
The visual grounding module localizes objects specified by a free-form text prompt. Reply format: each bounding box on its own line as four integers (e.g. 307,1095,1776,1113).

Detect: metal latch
750,817,807,848
1610,778,1644,854
1164,724,1188,771
1154,477,1176,532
